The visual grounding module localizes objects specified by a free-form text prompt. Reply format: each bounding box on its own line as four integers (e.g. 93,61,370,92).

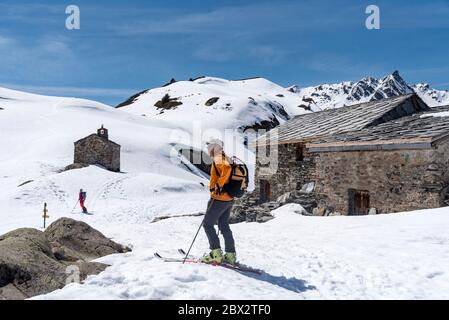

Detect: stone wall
252,143,317,202
74,135,121,172
231,142,318,222
313,139,449,214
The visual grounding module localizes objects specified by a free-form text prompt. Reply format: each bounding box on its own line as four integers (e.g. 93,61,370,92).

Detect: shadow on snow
235,267,316,294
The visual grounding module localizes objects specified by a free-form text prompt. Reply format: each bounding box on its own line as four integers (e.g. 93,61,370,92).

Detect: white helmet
205,138,224,149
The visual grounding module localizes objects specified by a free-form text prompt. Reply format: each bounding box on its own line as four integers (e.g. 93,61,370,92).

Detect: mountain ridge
115,72,449,132
289,70,449,110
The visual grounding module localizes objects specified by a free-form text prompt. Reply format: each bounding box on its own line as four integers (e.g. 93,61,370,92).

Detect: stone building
232,94,449,221
73,125,121,172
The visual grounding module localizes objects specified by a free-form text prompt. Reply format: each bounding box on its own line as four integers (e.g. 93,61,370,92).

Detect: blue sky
0,0,448,105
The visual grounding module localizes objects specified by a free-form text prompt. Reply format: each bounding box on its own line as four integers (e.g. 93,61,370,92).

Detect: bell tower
97,124,109,140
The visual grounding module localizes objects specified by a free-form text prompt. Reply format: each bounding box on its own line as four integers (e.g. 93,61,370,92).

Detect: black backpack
213,156,249,198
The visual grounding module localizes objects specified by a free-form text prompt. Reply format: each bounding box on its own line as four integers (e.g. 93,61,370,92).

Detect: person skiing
79,189,88,214
201,138,237,265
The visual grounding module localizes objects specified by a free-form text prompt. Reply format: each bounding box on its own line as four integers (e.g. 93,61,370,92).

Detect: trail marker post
42,203,50,229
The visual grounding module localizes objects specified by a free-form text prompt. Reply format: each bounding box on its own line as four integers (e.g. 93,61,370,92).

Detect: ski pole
70,200,79,214
183,199,214,264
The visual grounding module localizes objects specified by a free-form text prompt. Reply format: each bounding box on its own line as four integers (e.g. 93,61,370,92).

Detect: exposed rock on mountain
290,71,449,110
115,76,307,134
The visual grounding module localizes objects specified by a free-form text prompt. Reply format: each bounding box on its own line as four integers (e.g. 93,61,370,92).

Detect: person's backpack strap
212,161,219,176
212,155,233,192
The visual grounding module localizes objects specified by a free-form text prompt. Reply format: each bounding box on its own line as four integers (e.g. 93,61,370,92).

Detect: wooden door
260,180,271,204
349,189,370,215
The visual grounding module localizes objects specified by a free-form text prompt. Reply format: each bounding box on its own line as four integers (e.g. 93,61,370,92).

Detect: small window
295,145,304,162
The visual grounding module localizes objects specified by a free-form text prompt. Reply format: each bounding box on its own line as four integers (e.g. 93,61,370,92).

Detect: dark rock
161,78,177,87
0,218,131,300
115,89,149,108
241,118,280,132
205,97,219,106
17,180,33,187
63,163,89,172
154,94,183,110
231,189,317,223
45,218,131,261
256,214,275,223
298,104,311,111
178,148,212,176
302,97,314,103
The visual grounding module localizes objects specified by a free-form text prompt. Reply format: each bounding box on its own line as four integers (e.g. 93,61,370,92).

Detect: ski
177,249,263,275
154,252,200,263
156,251,262,274
178,248,196,259
156,251,263,275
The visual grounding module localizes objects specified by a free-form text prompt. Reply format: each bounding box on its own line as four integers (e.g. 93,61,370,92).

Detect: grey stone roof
307,112,449,152
257,94,430,146
427,105,449,113
75,133,121,147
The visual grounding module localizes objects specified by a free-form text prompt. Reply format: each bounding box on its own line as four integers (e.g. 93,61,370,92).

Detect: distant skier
79,189,88,214
201,138,237,265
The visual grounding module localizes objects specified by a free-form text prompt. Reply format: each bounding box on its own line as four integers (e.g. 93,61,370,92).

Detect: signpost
42,202,50,229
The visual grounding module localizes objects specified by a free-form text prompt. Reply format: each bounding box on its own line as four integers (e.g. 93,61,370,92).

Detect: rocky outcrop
45,218,130,262
154,94,183,111
0,218,131,300
289,70,449,110
178,148,212,176
205,97,219,106
115,89,149,108
63,163,89,172
230,190,317,223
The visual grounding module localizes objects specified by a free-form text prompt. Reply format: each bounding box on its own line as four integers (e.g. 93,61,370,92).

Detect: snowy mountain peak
292,71,448,110
366,70,413,102
116,76,310,133
413,82,449,107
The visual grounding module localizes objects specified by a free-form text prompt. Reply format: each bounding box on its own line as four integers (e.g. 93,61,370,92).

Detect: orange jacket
210,153,233,201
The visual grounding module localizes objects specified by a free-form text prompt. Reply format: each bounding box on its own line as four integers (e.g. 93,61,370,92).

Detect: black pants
203,199,235,253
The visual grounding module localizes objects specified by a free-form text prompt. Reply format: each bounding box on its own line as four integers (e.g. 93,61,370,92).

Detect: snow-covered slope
2,79,449,300
0,86,211,234
289,71,449,110
413,83,449,107
116,76,310,132
34,204,449,300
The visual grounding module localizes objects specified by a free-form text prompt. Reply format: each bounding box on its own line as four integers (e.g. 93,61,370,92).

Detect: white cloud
0,33,80,82
0,83,136,98
0,36,13,46
40,39,73,56
115,2,358,36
